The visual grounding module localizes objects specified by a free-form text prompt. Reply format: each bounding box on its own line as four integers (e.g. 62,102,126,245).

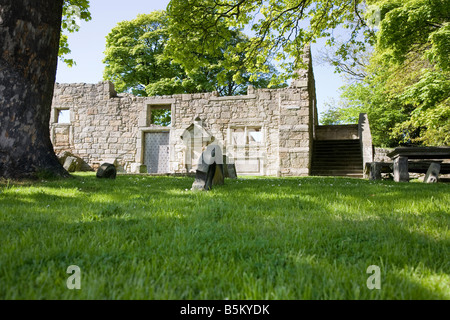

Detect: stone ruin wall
50,50,317,176
374,148,395,163
50,82,142,171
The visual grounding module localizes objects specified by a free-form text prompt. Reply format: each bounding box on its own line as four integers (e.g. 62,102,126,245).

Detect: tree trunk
0,0,69,179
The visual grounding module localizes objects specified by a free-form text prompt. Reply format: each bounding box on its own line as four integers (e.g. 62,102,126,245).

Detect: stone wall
50,50,317,176
315,125,359,141
374,148,394,163
51,82,143,171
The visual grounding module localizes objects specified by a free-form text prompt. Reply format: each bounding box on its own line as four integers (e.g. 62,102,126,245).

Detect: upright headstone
96,163,117,179
223,155,238,179
369,162,382,181
192,145,224,191
393,156,409,182
424,162,440,183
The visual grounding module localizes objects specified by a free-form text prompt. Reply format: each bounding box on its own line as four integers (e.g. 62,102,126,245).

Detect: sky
56,0,346,117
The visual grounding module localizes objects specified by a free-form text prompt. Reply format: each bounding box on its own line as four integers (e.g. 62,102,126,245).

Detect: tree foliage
320,0,449,146
372,0,450,146
103,11,285,98
166,0,372,85
103,12,177,96
59,0,92,67
316,40,372,82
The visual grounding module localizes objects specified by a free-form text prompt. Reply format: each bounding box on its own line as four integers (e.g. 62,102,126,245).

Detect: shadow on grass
0,174,448,299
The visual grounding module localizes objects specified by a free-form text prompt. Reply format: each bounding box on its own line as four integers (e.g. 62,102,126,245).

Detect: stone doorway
144,132,170,173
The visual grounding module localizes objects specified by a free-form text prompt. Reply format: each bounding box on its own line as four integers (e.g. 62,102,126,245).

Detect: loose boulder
63,156,81,173
192,145,224,191
57,151,93,172
96,163,117,179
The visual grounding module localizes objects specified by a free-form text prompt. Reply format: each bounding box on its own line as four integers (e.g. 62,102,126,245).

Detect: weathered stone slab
58,151,93,172
364,162,393,180
96,163,117,179
223,156,237,179
369,162,382,180
63,156,79,173
130,163,147,174
393,156,409,182
212,163,225,186
192,145,224,191
225,163,237,179
424,162,440,183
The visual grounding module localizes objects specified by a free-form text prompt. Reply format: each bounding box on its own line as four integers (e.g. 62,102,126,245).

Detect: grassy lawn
0,173,449,299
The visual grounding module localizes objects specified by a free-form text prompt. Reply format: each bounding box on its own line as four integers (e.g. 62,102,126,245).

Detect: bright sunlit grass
0,173,449,299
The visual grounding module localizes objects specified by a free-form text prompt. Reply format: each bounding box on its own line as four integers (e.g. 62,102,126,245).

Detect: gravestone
63,156,80,173
424,162,440,183
368,162,382,180
223,155,237,179
96,163,117,179
192,145,224,191
393,157,409,182
57,151,93,172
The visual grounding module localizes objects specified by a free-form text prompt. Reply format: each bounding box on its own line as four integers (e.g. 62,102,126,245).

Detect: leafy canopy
166,0,373,85
320,0,449,146
103,10,285,97
59,0,92,67
103,11,178,96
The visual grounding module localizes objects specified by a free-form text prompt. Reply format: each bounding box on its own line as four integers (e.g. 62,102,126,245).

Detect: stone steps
312,172,364,178
311,139,363,178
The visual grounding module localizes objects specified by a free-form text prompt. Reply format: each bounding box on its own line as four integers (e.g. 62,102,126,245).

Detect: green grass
0,173,449,299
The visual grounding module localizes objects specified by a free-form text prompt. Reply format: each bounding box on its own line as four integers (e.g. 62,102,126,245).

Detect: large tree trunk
0,0,69,179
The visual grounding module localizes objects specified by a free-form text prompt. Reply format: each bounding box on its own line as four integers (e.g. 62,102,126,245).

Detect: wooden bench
386,147,450,182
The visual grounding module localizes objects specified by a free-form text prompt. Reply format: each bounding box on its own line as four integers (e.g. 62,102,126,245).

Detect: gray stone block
369,162,382,180
57,151,93,172
223,155,237,179
96,163,117,179
192,145,224,191
424,162,440,183
393,157,409,182
63,156,79,172
131,163,147,174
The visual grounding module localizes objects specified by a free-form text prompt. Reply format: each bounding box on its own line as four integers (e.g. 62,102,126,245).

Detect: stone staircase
311,139,364,178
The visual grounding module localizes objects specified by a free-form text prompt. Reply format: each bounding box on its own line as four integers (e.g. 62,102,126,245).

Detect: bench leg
394,156,409,182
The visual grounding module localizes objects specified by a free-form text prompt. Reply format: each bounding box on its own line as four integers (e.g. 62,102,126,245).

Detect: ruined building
50,49,373,177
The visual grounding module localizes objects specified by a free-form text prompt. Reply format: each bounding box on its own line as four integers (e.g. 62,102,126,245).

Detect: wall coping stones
144,98,176,105
139,126,171,132
210,94,257,101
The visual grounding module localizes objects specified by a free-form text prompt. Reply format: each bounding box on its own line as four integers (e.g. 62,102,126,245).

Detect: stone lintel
279,147,309,153
145,98,176,105
139,126,171,133
279,125,309,131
